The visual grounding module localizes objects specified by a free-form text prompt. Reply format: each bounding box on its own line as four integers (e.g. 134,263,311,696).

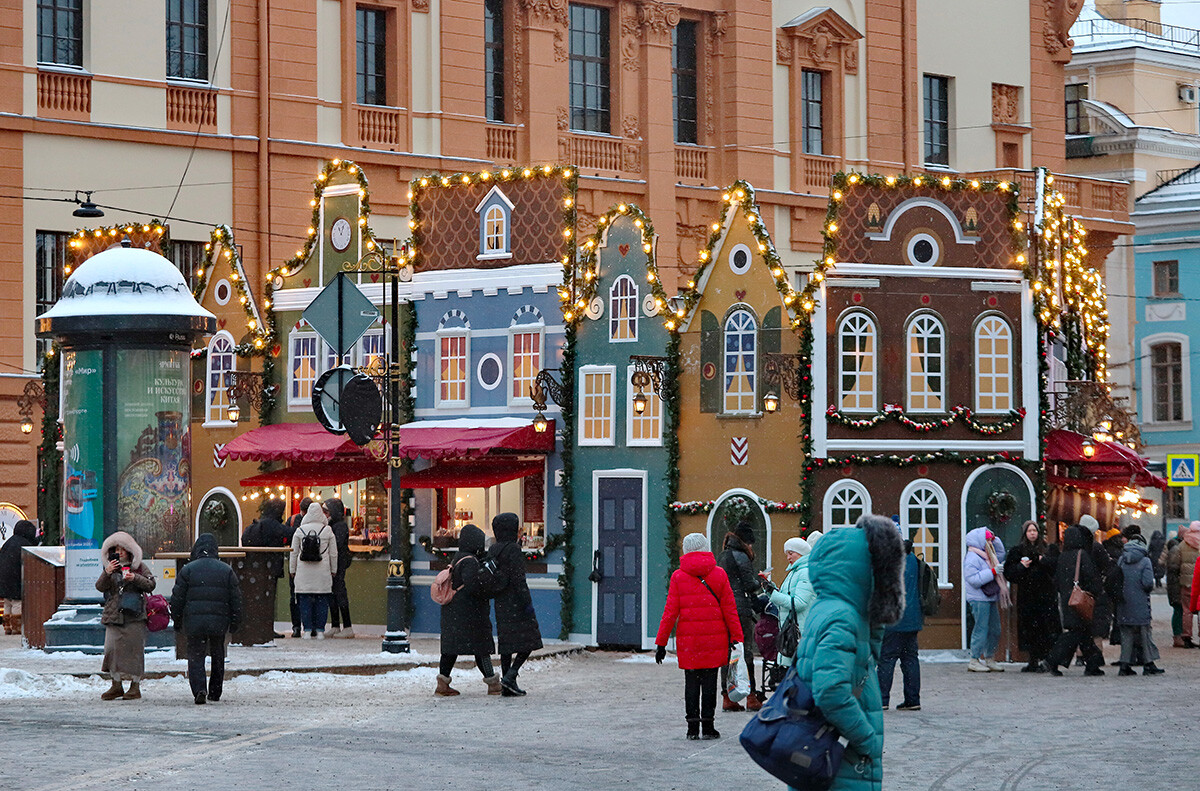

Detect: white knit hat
784,536,812,556
1078,514,1099,532
806,530,824,547
682,532,710,554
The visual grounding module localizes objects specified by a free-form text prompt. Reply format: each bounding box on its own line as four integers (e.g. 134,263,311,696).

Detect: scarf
972,543,1013,609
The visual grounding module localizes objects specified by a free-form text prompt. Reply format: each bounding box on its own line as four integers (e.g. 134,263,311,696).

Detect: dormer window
475,186,515,261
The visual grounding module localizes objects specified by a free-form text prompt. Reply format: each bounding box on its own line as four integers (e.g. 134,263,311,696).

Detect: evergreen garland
37,348,62,545
557,322,577,639
663,331,682,578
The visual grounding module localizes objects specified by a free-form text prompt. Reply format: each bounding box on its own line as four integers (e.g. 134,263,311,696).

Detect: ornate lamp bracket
763,353,803,402
530,368,567,410
629,355,669,399
224,370,277,417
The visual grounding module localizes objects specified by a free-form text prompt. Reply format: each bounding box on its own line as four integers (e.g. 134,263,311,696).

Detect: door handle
588,549,603,583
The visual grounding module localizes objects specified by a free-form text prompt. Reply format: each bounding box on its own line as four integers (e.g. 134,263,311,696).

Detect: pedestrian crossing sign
1167,454,1199,487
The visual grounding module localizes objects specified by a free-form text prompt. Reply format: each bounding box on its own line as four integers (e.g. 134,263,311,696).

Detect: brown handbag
1067,549,1095,622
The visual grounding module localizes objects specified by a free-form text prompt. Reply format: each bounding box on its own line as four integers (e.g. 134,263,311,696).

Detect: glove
759,575,777,593
655,645,666,664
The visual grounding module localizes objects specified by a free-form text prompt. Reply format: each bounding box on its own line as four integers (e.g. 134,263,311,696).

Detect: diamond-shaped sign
302,272,380,355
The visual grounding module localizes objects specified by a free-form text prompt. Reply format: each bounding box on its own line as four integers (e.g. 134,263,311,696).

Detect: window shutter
759,306,782,403
700,310,720,413
191,356,205,418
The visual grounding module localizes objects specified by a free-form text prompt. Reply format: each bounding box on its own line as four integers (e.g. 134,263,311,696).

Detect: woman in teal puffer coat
790,515,905,791
765,536,816,667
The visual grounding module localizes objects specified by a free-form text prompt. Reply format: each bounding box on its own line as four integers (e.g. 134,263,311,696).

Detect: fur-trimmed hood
808,515,906,627
100,531,144,568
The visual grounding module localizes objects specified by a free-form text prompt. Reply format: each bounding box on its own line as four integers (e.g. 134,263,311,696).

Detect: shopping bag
726,643,751,702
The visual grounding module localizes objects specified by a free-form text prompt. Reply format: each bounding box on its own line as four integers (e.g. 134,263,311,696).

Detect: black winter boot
500,672,526,697
700,721,720,740
686,718,700,740
1143,662,1165,675
1118,664,1136,676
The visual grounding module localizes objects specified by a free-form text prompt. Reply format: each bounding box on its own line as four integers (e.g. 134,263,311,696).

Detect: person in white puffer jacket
289,501,337,638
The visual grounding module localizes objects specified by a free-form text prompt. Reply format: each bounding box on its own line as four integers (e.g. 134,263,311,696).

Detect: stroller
753,598,788,693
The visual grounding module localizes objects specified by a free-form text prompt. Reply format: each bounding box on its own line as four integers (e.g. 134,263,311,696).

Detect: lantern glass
763,391,779,414
532,412,548,434
228,403,241,423
20,418,34,434
633,392,648,415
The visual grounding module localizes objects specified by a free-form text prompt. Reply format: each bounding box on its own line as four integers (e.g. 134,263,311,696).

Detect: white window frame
578,364,616,446
823,480,871,531
359,328,388,371
837,311,877,413
288,331,320,409
323,341,353,374
475,186,515,261
1141,332,1192,427
204,331,236,426
609,274,639,343
436,330,471,408
906,312,946,414
508,324,544,406
484,205,507,254
974,315,1013,414
626,364,663,447
723,307,758,415
900,478,948,585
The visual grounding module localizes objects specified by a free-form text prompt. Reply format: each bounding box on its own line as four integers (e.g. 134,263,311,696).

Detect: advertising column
61,349,105,603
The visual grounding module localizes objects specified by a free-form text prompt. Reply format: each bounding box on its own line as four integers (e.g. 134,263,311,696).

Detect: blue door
596,477,643,646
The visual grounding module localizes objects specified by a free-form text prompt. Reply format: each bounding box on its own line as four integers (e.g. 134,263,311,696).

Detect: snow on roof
38,246,216,321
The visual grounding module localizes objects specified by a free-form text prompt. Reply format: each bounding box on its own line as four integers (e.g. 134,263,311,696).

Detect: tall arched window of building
838,311,877,412
609,274,638,342
975,316,1013,413
906,313,946,413
824,480,871,531
723,308,757,414
206,332,235,424
901,479,948,584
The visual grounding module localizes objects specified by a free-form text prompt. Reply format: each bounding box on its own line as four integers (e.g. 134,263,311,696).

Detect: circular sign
312,365,356,434
340,374,383,446
0,502,29,547
330,217,353,252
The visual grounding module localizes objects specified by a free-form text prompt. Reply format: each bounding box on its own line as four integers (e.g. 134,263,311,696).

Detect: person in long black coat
0,520,37,635
483,512,542,697
324,497,354,638
1003,520,1060,672
717,523,762,711
242,499,290,639
1045,524,1105,676
170,533,243,704
436,524,500,696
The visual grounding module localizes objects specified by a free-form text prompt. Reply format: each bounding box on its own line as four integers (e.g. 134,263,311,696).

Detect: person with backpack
0,519,37,635
170,533,244,704
289,501,337,638
760,536,815,669
436,524,501,696
717,522,763,711
1119,532,1163,676
482,512,542,697
283,497,312,638
878,539,924,711
324,498,355,639
1003,520,1060,673
654,532,744,740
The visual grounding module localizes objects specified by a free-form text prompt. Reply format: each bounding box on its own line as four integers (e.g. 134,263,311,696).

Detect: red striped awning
393,418,555,461
399,459,543,489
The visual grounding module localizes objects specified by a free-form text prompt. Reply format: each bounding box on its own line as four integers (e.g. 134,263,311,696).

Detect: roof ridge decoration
193,225,274,356
278,158,380,278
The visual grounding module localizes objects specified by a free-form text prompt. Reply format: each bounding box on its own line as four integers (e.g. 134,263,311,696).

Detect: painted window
801,69,823,155
166,0,208,80
484,0,506,122
1151,342,1184,423
438,333,469,406
672,20,698,144
484,205,507,254
37,0,82,67
289,333,319,406
907,313,945,413
356,6,387,106
206,332,235,423
1165,488,1186,520
724,309,757,414
627,365,663,447
923,74,950,167
609,275,638,342
360,329,386,370
975,316,1013,413
838,312,876,412
1064,83,1088,135
902,480,947,584
579,365,615,446
510,329,542,403
824,480,870,531
568,3,610,133
324,343,353,373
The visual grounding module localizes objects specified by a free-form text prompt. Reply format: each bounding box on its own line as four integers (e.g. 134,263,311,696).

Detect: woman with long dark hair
1003,520,1060,672
718,522,763,711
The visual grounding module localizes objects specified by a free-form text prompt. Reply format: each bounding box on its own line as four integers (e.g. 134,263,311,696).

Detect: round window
906,233,940,267
728,243,752,275
214,279,232,305
477,353,503,391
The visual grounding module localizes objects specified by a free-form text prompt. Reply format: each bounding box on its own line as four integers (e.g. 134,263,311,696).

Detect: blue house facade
1133,171,1200,536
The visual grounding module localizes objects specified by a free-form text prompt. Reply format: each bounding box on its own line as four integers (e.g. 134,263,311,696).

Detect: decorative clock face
330,217,353,252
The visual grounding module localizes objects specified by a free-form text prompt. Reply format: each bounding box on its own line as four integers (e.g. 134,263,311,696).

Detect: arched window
724,308,757,414
901,479,947,584
824,480,871,531
838,311,877,412
609,275,638,342
906,313,945,413
484,205,506,254
206,332,235,423
975,316,1012,413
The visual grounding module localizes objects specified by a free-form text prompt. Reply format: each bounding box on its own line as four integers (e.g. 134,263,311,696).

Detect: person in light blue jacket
763,536,816,668
963,526,1007,672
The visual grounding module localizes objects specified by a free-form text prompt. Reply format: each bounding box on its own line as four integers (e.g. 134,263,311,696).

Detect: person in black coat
170,533,243,704
242,499,290,639
324,498,354,638
0,520,37,635
436,524,500,696
1045,523,1105,676
717,522,762,711
1148,529,1166,588
1003,520,1060,672
483,512,542,697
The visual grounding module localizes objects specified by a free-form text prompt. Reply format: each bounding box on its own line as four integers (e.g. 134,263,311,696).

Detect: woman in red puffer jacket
655,532,744,741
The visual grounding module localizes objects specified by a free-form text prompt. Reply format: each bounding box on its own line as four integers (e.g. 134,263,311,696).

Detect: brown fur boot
121,682,141,700
484,674,503,695
722,693,744,712
100,678,124,700
434,674,460,697
11,614,20,635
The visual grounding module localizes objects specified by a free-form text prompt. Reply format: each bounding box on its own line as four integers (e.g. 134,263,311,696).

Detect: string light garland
811,451,1038,469
278,159,378,278
825,404,1026,435
66,221,169,277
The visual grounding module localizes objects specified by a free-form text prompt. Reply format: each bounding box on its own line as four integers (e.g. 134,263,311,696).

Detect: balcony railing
166,84,216,129
1073,16,1200,51
357,105,403,147
801,154,839,192
963,169,1130,226
564,133,625,172
675,146,711,182
486,123,518,163
37,70,91,118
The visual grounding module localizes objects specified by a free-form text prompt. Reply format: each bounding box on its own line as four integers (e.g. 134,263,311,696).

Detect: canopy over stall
1044,428,1166,527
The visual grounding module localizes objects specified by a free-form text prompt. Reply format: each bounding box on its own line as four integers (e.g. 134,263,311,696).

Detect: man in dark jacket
243,499,291,639
170,534,243,704
483,512,542,696
878,540,923,710
0,520,37,635
283,497,312,637
1045,524,1105,676
324,498,354,638
718,522,762,712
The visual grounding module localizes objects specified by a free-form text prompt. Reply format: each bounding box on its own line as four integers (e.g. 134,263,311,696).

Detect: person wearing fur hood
962,526,1009,672
95,531,156,700
289,501,337,638
791,515,905,791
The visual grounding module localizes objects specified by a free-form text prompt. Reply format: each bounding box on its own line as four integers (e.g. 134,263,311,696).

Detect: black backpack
918,558,941,617
299,529,322,562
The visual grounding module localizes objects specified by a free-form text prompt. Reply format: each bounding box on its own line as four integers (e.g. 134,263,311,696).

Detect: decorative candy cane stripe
437,309,471,331
731,437,749,466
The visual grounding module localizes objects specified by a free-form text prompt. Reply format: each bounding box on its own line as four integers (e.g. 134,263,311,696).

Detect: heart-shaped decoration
303,278,312,287
619,244,630,257
217,319,226,329
735,289,746,301
371,273,380,283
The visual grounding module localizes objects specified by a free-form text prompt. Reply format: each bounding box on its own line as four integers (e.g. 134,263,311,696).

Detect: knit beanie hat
682,532,710,554
1078,514,1099,532
783,536,812,556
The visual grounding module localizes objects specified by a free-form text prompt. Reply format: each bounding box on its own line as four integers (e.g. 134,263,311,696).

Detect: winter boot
100,678,124,700
121,682,142,700
1083,665,1105,677
686,718,700,740
1117,663,1136,676
500,672,526,697
700,721,720,740
1143,662,1165,675
744,692,762,711
1042,661,1063,677
194,692,207,705
484,674,503,695
1021,661,1042,673
722,693,744,712
333,627,355,639
11,614,19,635
1184,636,1198,649
1173,635,1185,648
434,674,460,697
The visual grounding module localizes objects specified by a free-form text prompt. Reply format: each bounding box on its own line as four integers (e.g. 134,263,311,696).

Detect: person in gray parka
1116,532,1164,676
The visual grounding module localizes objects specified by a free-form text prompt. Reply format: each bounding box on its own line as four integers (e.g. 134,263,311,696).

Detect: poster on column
115,349,192,558
62,349,104,601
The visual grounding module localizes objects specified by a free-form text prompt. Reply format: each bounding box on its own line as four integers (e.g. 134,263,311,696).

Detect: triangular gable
781,7,862,42
193,225,272,352
277,158,378,279
474,184,516,214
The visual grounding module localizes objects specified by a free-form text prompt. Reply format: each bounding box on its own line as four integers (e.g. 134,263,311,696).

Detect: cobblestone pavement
2,599,1196,790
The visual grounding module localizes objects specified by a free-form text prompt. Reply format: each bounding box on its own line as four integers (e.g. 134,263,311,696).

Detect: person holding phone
95,531,156,700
